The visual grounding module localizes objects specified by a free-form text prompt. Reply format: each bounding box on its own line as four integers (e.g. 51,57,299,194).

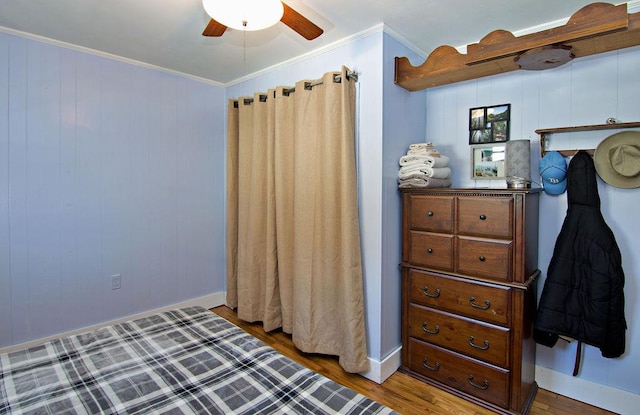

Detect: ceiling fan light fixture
202,0,284,31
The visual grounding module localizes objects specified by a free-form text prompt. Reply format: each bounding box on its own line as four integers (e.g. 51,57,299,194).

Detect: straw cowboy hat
593,131,640,188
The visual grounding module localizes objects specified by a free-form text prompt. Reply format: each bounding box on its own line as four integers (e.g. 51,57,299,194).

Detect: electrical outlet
111,274,121,290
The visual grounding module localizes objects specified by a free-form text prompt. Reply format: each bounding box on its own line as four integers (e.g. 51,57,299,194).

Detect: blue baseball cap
539,151,567,195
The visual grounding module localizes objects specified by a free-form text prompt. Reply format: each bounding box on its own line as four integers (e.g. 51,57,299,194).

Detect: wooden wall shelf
536,121,640,156
395,3,640,91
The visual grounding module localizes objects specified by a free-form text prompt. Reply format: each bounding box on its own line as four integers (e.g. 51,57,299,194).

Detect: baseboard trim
360,345,402,384
535,365,639,414
0,292,226,354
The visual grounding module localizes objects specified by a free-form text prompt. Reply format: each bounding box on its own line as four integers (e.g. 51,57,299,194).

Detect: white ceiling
0,0,633,85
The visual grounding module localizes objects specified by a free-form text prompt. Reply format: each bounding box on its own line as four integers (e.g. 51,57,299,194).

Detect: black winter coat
534,151,626,358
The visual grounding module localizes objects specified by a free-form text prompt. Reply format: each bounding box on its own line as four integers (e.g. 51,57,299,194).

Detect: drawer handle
479,214,487,220
422,358,440,371
421,322,440,335
427,248,433,254
422,286,441,298
468,336,490,350
478,255,486,262
469,297,491,310
468,375,489,390
427,211,434,217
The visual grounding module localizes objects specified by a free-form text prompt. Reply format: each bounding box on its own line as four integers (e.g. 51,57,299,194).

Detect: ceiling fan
202,0,323,40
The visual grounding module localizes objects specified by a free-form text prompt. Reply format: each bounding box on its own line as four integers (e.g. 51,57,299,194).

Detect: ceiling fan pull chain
243,21,247,63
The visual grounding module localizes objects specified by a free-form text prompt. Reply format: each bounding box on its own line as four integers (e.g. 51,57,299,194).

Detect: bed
0,306,396,414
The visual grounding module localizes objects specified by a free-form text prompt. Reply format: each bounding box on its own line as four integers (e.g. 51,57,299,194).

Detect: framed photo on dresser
471,143,506,179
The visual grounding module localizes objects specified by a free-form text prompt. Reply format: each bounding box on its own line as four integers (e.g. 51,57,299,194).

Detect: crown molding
0,25,224,87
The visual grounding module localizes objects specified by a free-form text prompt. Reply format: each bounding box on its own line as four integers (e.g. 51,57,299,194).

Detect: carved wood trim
466,3,628,64
395,3,640,91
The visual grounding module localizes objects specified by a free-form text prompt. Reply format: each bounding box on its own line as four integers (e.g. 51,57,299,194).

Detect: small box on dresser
400,188,540,415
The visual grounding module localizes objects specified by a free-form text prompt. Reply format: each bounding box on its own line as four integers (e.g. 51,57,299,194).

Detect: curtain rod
283,69,358,96
234,70,358,107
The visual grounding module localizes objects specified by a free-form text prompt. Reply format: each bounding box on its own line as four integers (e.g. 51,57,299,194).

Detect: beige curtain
226,67,368,373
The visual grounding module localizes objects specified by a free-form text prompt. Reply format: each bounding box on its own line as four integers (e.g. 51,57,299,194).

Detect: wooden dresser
400,188,540,414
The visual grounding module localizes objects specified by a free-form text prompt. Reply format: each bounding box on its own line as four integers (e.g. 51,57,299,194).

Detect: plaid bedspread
0,306,396,415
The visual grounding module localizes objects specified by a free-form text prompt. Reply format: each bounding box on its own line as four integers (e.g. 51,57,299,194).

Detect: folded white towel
399,155,425,166
420,166,451,179
399,154,449,167
425,154,450,168
407,148,439,156
409,142,437,151
398,164,427,179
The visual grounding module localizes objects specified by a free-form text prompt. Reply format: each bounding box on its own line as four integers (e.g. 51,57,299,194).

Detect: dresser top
399,187,542,195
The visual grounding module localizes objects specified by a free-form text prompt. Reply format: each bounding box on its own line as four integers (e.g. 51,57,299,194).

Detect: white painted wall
0,32,227,348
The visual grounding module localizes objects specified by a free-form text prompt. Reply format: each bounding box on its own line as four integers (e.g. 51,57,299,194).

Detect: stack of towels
398,142,452,188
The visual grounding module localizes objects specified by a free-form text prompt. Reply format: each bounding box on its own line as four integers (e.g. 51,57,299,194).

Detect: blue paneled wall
0,33,227,348
424,46,640,403
1,23,638,412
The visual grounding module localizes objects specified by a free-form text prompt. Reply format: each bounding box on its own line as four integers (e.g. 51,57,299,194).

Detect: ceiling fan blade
202,19,227,37
280,3,323,40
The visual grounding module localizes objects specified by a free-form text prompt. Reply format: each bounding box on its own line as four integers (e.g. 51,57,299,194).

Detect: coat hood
567,151,600,209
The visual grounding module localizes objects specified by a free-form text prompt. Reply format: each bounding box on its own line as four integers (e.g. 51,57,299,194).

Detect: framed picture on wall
470,143,506,179
469,104,511,144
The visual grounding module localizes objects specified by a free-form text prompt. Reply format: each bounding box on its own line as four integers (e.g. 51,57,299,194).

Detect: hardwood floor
211,306,617,415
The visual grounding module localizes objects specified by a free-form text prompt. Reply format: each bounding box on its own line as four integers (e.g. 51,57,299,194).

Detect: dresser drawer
408,269,511,326
458,197,513,238
409,195,453,232
457,237,512,281
408,304,510,367
409,231,454,272
407,338,509,409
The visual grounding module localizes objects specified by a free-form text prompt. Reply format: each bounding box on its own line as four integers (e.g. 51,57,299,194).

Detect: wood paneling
422,43,639,401
0,33,10,347
0,32,226,348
